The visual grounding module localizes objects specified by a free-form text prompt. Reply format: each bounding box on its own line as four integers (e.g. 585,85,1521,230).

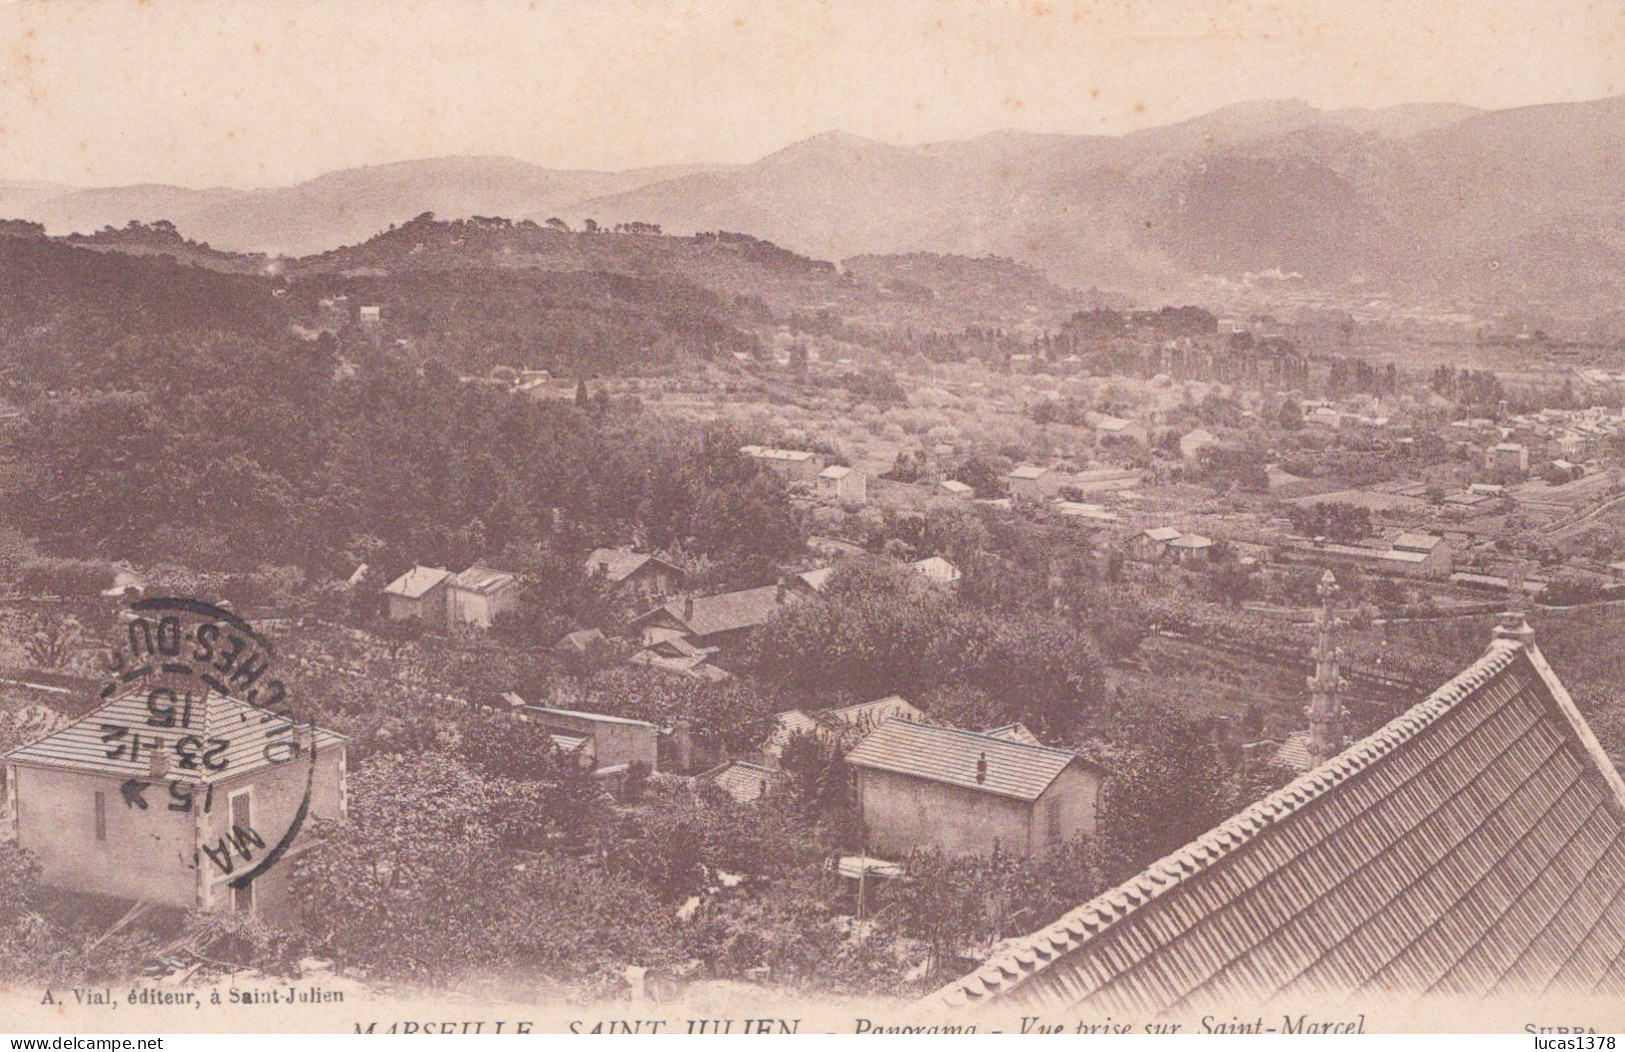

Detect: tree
1208,559,1256,607
575,667,778,757
25,616,81,671
293,752,609,981
748,558,1105,738
778,730,857,833
1093,704,1233,882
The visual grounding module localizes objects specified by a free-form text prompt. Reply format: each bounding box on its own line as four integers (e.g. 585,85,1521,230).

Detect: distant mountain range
0,157,720,259
6,96,1625,310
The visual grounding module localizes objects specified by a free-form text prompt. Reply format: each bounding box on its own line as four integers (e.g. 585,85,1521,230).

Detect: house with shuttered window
4,686,345,924
844,719,1105,860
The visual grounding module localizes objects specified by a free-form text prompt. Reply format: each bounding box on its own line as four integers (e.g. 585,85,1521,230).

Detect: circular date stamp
98,597,319,898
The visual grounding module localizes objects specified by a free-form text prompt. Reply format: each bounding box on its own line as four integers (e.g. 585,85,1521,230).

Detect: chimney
597,560,610,578
682,596,695,622
775,580,787,604
1495,558,1536,645
148,745,168,780
1306,571,1347,765
976,752,988,784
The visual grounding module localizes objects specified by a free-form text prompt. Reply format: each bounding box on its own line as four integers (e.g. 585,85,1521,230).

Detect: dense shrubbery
748,558,1106,738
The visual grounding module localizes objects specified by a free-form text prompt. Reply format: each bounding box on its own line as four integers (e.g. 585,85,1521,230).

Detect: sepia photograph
1,0,1625,1036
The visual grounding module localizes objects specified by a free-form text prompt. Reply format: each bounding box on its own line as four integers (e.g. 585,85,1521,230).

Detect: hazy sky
2,0,1623,188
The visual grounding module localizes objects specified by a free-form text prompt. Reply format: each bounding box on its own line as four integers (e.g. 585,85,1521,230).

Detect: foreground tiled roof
928,637,1625,1014
846,719,1092,802
6,686,345,784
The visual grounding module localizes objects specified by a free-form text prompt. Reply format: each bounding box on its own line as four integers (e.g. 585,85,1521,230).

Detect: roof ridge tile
928,640,1529,1009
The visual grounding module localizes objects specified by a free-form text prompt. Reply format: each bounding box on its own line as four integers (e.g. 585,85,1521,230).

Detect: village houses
1006,464,1062,503
1087,412,1148,448
382,564,452,622
446,565,520,628
382,562,519,629
1130,526,1183,561
585,548,686,601
816,464,868,504
518,703,660,775
740,445,825,482
844,719,1106,859
4,686,347,923
1485,441,1530,475
630,581,799,656
760,695,924,768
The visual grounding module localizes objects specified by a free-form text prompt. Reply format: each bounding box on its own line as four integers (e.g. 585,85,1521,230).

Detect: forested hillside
0,234,798,575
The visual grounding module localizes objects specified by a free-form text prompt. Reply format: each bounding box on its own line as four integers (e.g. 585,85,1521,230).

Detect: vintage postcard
2,0,1625,1036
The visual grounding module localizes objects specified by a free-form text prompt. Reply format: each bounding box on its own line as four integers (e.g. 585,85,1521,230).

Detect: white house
447,565,519,628
1007,464,1061,502
817,465,867,504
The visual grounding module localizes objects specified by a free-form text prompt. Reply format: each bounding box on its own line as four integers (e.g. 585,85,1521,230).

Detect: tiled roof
698,761,779,804
763,709,822,757
532,706,657,729
797,567,834,592
817,695,923,734
452,565,515,594
640,584,795,638
1394,532,1444,552
929,637,1625,1014
1271,730,1314,772
586,549,681,585
1008,464,1051,480
913,556,962,584
743,446,818,463
586,548,651,583
383,564,451,599
1288,540,1426,564
762,698,922,756
1168,534,1214,549
846,719,1090,802
819,465,856,479
557,627,605,651
985,722,1043,747
5,686,345,785
1142,527,1182,543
